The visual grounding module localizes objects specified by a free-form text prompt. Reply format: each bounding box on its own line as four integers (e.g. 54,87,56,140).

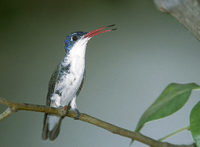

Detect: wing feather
42,64,62,140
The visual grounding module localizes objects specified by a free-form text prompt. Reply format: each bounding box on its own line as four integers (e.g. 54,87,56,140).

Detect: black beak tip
106,24,116,27
111,28,117,31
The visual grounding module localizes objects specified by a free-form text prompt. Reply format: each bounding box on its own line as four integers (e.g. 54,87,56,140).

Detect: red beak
84,24,116,38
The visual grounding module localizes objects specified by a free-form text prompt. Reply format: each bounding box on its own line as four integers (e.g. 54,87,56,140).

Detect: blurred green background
0,0,200,146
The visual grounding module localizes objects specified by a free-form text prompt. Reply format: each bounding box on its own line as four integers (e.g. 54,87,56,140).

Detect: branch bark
0,97,196,147
154,0,200,41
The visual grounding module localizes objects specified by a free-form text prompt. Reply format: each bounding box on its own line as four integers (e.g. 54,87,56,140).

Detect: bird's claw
60,105,80,119
74,108,80,120
65,105,71,115
59,105,71,117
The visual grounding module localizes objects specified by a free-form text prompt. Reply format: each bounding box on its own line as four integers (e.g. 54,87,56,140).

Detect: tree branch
154,0,200,41
0,97,195,147
0,107,12,120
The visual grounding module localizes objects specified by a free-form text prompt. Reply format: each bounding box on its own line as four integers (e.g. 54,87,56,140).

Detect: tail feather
49,117,62,140
42,113,49,140
42,113,62,140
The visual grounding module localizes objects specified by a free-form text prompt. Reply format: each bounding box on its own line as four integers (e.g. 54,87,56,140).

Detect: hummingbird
42,25,116,140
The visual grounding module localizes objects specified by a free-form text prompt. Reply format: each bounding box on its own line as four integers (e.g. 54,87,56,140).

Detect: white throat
62,37,90,67
70,37,90,58
63,37,91,65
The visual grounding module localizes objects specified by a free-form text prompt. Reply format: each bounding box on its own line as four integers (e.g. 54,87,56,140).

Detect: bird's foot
60,105,80,119
64,104,71,115
59,105,71,117
73,108,80,120
61,101,80,119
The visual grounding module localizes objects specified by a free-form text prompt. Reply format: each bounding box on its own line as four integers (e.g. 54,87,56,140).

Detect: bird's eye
72,36,78,41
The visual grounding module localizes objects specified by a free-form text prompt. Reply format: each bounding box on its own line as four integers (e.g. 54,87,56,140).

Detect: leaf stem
159,126,190,141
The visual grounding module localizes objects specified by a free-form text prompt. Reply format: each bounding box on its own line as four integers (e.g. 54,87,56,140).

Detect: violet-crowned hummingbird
42,25,116,140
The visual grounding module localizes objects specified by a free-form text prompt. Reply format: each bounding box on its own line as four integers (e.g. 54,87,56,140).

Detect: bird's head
64,24,116,54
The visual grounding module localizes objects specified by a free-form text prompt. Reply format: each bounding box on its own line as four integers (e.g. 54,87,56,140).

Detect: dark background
0,0,200,146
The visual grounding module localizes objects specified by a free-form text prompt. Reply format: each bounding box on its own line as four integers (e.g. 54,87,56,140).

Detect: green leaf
190,101,200,147
135,83,200,132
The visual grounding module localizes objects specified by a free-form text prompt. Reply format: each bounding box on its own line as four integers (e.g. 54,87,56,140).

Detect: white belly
51,57,85,107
